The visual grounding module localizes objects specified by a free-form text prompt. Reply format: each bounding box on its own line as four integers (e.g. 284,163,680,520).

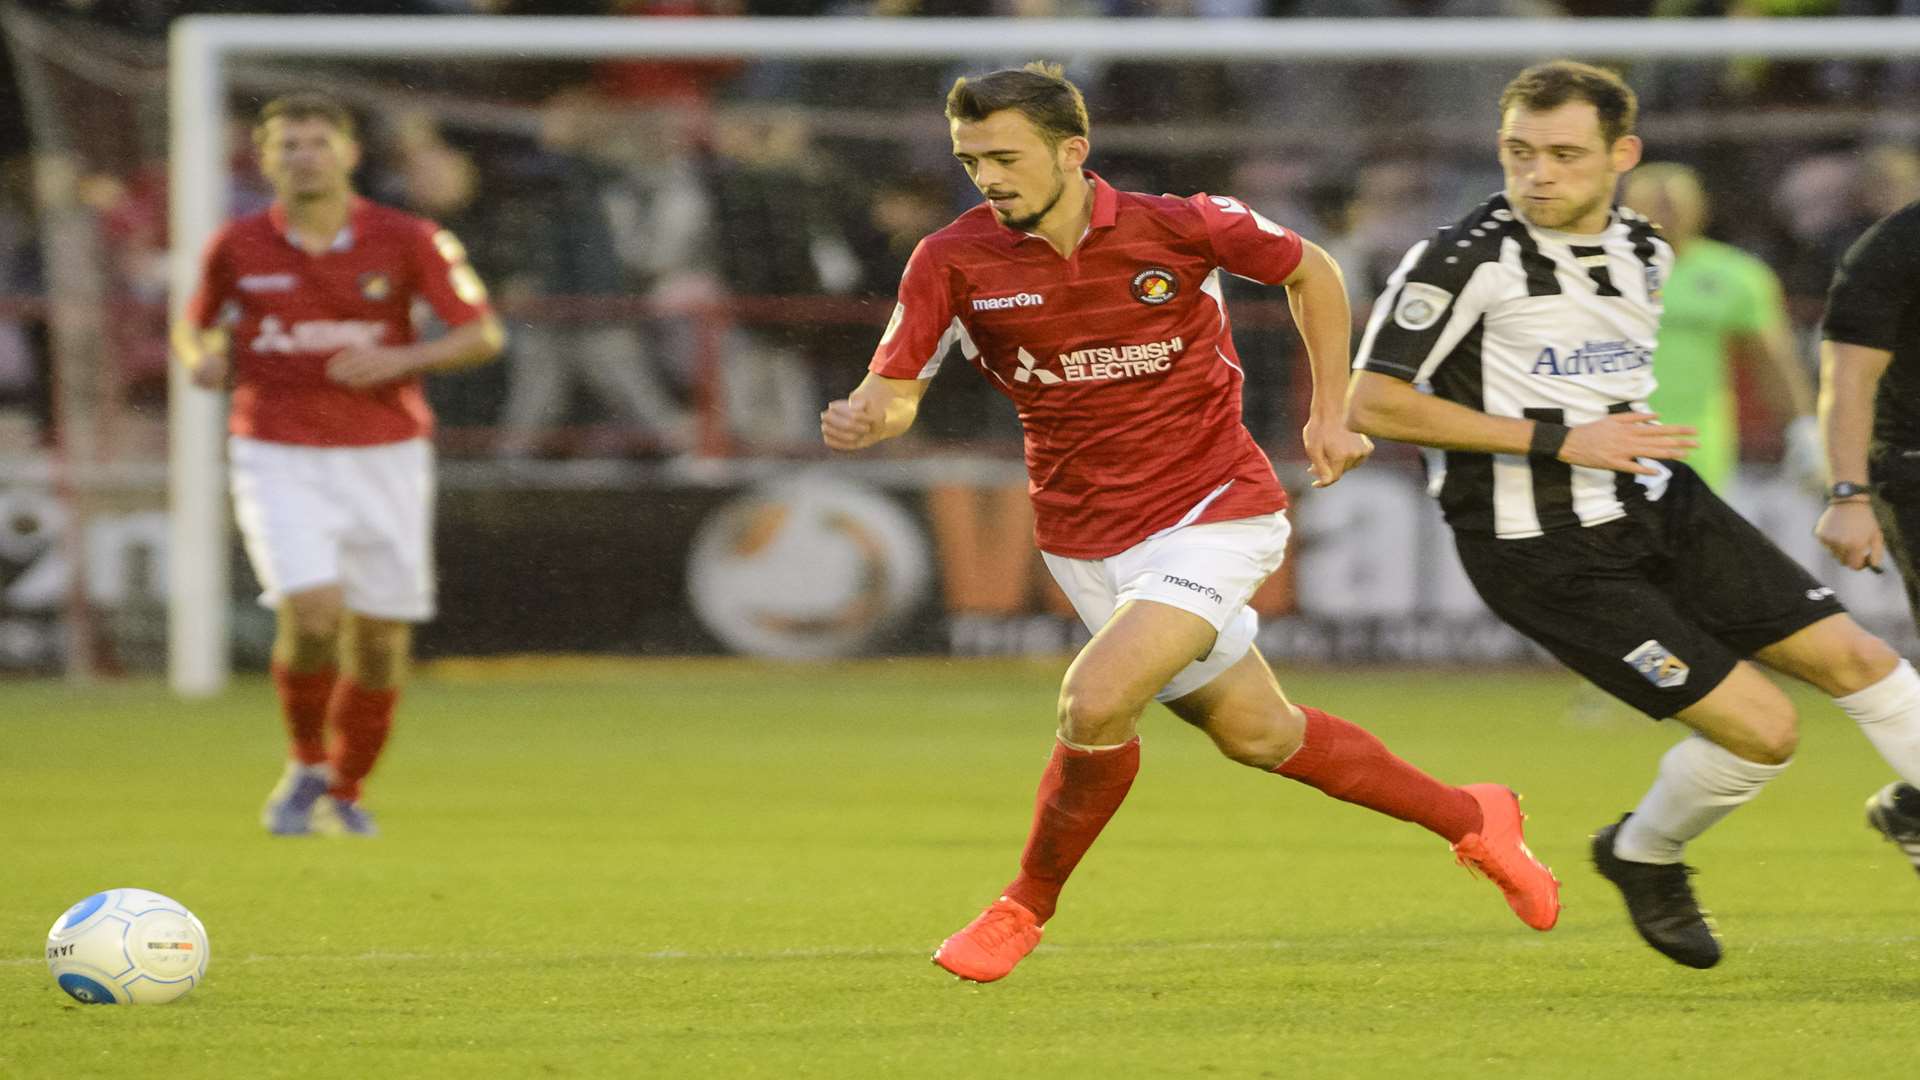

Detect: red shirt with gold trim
186,198,492,446
871,172,1303,559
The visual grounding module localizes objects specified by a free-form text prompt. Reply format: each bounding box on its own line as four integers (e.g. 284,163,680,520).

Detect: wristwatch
1829,481,1872,501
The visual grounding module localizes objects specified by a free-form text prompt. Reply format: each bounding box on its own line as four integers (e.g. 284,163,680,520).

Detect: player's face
1499,102,1642,234
258,117,360,202
950,110,1085,232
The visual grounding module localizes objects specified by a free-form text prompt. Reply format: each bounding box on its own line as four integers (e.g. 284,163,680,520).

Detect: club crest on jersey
359,272,393,301
1131,268,1178,305
1624,639,1689,689
1393,282,1453,331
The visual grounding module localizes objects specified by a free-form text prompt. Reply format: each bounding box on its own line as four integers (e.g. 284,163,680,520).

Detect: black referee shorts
1453,463,1847,719
1870,448,1920,634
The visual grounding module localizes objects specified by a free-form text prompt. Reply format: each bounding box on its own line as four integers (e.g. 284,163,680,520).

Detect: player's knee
1824,630,1901,696
283,592,342,643
1737,709,1799,766
1056,683,1142,746
1214,707,1304,770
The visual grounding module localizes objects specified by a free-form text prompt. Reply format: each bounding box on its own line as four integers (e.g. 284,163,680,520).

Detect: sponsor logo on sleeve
1392,282,1453,331
1131,268,1179,305
1624,639,1689,689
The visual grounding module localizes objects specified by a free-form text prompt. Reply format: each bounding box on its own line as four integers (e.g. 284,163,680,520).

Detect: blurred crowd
2,0,1919,461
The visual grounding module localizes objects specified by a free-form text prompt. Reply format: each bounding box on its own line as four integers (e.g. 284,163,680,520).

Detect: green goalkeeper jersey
1647,238,1787,491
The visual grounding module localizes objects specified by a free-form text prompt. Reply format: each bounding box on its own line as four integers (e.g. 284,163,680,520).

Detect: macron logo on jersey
1531,339,1652,378
250,315,388,355
972,292,1045,312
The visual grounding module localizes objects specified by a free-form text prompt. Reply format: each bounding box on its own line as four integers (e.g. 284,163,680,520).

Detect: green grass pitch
3,660,1916,1079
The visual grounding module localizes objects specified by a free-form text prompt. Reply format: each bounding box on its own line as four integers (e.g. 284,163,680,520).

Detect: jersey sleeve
869,238,964,380
1353,237,1498,383
1189,193,1304,285
1823,200,1920,350
409,220,493,327
183,227,234,329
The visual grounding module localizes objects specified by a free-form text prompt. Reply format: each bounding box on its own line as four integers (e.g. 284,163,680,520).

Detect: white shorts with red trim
229,436,436,622
1041,512,1290,702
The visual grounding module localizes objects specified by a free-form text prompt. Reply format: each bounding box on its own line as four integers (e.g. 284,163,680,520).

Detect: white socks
1833,659,1920,787
1613,734,1790,865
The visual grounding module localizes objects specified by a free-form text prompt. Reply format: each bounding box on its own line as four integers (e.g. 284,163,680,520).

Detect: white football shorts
229,436,436,622
1042,512,1291,703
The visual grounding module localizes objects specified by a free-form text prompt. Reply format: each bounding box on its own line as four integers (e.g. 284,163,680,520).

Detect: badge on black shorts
1624,639,1689,688
1131,268,1178,305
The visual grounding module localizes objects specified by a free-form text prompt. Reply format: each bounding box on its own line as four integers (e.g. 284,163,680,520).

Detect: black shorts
1870,447,1920,634
1453,463,1847,719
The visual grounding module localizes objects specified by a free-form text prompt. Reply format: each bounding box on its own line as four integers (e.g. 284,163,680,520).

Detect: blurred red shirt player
173,95,505,837
821,63,1560,983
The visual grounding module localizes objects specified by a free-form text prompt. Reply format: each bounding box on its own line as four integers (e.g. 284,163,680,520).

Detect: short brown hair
945,61,1089,146
1499,60,1637,147
253,93,356,145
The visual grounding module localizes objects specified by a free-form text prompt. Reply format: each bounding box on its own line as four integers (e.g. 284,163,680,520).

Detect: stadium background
8,9,1920,1078
1,1,1918,678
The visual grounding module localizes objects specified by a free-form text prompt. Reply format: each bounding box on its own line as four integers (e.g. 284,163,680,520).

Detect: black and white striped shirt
1354,193,1675,538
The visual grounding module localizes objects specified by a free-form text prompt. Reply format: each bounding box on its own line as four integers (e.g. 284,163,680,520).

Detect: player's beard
1521,188,1607,232
999,167,1068,232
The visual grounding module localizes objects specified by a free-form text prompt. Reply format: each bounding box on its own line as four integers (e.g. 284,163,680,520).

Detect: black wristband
1529,421,1571,460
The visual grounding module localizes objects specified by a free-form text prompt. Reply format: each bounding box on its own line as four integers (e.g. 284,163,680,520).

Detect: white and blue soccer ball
45,888,209,1005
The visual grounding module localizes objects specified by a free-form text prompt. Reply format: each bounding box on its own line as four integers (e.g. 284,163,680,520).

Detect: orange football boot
1451,783,1561,930
932,896,1043,982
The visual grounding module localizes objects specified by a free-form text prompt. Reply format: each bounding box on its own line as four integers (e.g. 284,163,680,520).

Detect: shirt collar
268,196,364,252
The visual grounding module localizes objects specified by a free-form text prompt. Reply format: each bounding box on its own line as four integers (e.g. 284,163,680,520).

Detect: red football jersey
871,172,1303,559
186,198,492,446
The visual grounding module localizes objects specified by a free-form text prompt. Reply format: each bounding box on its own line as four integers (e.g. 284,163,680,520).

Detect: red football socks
271,662,335,767
325,679,398,802
1002,737,1141,925
1274,706,1482,843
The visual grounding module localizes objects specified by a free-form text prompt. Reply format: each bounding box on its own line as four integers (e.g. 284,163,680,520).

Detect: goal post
167,14,1920,695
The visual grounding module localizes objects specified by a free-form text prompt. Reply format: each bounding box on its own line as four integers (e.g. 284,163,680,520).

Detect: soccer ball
45,888,209,1005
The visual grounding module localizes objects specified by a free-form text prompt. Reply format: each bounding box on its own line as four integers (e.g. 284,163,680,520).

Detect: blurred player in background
1348,60,1920,970
173,94,505,837
823,62,1559,984
1620,163,1820,494
1813,193,1920,875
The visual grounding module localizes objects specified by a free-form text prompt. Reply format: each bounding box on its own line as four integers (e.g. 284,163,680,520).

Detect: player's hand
1558,412,1696,476
326,346,421,390
187,352,229,390
821,395,886,452
1815,501,1886,573
1303,414,1373,488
